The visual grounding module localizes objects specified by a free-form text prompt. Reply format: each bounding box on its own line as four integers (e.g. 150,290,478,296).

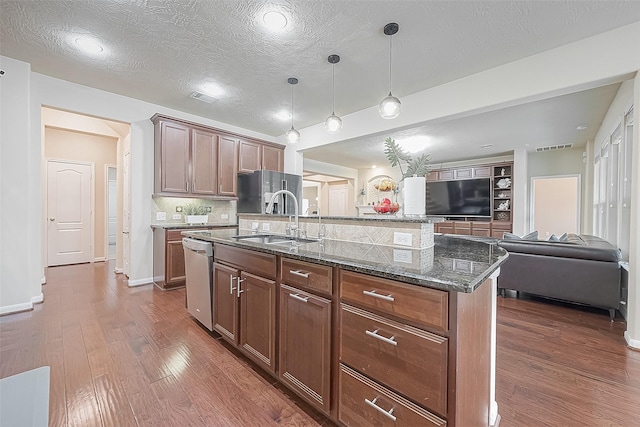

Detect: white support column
624,71,640,350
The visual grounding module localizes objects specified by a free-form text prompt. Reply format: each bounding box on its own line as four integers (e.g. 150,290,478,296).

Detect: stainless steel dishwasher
182,237,213,330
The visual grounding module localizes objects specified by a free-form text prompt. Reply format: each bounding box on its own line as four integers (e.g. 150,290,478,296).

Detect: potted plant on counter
184,203,209,224
383,137,431,216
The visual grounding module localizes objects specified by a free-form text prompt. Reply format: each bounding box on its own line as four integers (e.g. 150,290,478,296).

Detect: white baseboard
31,293,44,304
0,301,33,315
41,276,46,284
114,267,123,274
128,277,153,287
624,331,640,350
94,257,106,263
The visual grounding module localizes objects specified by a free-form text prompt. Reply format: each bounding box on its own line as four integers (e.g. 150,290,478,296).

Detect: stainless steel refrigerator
237,170,303,215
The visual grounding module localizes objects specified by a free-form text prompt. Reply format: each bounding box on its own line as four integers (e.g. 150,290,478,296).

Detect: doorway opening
302,173,355,217
530,174,581,238
41,107,130,274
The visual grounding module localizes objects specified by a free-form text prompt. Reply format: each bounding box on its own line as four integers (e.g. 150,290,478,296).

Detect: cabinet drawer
438,170,454,180
340,270,448,332
340,304,448,416
214,244,276,279
453,168,472,179
281,258,332,296
339,364,446,427
473,166,491,177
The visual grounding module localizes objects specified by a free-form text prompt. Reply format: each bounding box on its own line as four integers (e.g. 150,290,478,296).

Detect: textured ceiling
2,0,640,140
302,83,621,168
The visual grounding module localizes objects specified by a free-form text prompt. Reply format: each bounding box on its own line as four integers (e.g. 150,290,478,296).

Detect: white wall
0,56,43,314
0,56,276,313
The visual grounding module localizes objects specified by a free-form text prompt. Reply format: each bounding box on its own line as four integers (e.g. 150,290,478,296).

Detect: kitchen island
183,226,507,426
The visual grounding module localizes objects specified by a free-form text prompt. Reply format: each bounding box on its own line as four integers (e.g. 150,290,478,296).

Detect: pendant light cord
332,63,336,114
388,34,393,95
290,83,294,128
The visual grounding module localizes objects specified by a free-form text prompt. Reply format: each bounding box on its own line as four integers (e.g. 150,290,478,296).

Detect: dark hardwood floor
1,262,638,426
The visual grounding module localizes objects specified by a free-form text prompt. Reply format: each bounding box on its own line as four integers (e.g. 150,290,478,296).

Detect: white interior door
531,175,581,238
107,166,117,260
122,151,131,277
47,160,93,266
328,185,349,216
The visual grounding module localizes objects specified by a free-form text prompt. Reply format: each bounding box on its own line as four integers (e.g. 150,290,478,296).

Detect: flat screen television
426,178,491,217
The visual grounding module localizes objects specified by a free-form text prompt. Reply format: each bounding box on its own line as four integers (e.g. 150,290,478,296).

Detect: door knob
49,217,55,221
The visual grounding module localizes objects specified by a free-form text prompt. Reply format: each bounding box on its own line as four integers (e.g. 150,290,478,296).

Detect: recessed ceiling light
201,83,225,98
396,136,431,154
576,124,588,130
74,37,104,55
263,11,287,31
275,111,291,121
480,144,494,149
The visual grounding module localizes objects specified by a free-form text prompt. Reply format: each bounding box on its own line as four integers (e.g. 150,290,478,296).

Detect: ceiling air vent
535,144,573,152
190,91,217,103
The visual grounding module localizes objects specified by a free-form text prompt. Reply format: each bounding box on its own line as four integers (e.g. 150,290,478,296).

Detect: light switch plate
221,213,229,219
172,214,181,220
262,223,270,232
393,232,412,246
156,211,167,221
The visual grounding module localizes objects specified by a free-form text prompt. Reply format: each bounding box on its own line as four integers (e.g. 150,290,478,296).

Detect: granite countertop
150,223,237,230
238,213,446,224
182,228,508,293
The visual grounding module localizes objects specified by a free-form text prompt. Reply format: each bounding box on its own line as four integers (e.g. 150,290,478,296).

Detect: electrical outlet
176,206,183,212
393,249,412,263
251,222,259,232
156,211,167,221
393,232,413,247
221,213,229,220
172,214,181,220
262,223,270,232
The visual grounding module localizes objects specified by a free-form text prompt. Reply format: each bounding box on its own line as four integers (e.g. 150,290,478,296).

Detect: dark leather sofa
497,234,621,320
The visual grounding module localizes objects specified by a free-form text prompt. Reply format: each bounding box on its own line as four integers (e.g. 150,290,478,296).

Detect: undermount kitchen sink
232,234,317,247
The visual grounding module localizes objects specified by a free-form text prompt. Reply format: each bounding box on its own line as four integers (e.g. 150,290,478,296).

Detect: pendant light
379,22,401,119
285,77,300,144
324,54,342,133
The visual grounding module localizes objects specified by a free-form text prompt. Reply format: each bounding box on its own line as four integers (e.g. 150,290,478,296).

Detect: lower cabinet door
239,271,276,372
279,284,331,413
166,238,186,287
339,364,446,427
213,262,239,344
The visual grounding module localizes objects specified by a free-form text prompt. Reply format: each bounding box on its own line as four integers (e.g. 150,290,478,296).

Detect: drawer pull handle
290,270,310,278
365,329,398,346
363,290,395,302
229,276,236,294
364,397,396,421
236,278,245,297
289,293,309,303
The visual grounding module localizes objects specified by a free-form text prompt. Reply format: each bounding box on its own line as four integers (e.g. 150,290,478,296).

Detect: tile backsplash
152,196,237,225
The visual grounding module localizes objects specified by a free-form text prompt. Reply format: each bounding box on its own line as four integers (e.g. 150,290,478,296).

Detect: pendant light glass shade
285,127,300,144
325,54,342,133
379,93,401,119
379,23,401,120
286,77,300,143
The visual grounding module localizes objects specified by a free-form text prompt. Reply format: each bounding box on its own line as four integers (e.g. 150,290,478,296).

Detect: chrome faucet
306,203,324,240
266,190,299,238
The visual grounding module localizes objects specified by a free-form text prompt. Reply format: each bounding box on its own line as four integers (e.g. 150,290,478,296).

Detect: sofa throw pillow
548,234,560,242
559,232,569,241
522,231,539,240
502,232,521,240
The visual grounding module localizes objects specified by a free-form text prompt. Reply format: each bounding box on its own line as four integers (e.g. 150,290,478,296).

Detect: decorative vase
403,176,426,216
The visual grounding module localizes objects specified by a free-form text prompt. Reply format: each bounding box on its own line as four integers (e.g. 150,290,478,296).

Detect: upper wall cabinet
238,139,285,173
262,145,284,172
152,114,237,198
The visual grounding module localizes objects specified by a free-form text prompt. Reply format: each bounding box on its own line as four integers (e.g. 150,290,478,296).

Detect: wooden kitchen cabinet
238,140,262,173
152,229,188,290
279,283,332,414
156,120,190,194
213,244,277,373
190,128,218,195
262,145,284,172
218,136,238,196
